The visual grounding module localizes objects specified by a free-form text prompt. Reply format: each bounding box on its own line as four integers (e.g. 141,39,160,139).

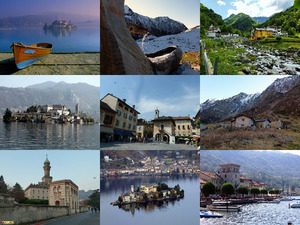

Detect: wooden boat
146,46,183,75
207,201,241,212
11,42,53,69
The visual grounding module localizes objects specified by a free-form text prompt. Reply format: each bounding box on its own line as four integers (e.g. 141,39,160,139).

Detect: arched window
53,187,57,193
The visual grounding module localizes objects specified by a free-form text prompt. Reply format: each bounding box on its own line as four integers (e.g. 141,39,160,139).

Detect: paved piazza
100,142,198,150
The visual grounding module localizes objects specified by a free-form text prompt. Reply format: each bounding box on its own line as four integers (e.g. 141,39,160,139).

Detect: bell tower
155,109,159,119
42,155,53,184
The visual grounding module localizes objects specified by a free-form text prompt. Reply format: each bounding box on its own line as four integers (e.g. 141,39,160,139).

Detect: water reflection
0,121,99,149
43,28,74,38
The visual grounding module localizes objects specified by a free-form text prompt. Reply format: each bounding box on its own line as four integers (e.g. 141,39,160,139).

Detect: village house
206,25,221,39
232,114,271,129
152,109,176,144
249,27,288,40
101,93,140,141
217,163,241,189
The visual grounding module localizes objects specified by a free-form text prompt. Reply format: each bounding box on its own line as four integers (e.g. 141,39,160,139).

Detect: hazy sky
125,0,200,28
0,150,99,192
201,0,294,19
100,75,200,121
0,76,100,88
200,75,289,103
0,0,100,18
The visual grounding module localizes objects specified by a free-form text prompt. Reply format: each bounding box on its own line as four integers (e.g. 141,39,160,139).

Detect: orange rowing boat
11,42,53,69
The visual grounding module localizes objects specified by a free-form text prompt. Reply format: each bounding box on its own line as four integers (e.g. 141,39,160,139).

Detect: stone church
24,156,79,213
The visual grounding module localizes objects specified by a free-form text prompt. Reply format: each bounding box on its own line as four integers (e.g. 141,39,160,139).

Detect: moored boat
207,201,241,212
11,42,53,69
290,202,300,208
200,211,223,218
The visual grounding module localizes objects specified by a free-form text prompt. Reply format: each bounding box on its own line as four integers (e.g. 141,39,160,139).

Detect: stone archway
163,134,170,143
55,201,60,206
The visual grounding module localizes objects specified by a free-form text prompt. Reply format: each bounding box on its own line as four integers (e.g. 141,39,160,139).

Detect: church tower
154,109,159,119
42,155,53,184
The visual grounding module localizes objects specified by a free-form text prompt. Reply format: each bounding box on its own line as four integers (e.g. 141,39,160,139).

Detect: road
33,211,99,225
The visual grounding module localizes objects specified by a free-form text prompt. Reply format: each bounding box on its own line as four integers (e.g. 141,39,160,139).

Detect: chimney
123,99,126,103
132,105,135,109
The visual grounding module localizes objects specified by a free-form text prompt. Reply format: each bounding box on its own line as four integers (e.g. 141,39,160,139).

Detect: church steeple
42,155,53,184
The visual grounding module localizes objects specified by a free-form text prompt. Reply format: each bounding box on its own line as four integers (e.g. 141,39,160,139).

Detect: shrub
276,36,282,42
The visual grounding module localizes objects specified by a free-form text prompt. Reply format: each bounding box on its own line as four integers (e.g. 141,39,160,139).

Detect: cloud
217,0,226,6
226,0,294,18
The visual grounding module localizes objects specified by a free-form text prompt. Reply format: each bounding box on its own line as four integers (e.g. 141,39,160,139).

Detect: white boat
200,211,223,218
281,197,293,201
290,202,300,208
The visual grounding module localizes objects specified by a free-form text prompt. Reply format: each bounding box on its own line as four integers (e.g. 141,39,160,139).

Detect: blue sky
100,76,200,121
0,150,99,192
200,75,289,103
0,76,100,88
125,0,200,28
201,0,294,19
0,0,99,18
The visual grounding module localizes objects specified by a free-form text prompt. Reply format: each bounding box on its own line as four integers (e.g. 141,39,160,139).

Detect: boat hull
12,43,53,69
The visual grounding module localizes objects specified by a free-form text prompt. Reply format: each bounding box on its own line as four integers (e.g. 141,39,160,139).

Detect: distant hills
258,6,300,33
200,76,300,124
252,16,269,24
0,12,99,28
224,13,259,31
200,3,226,30
0,81,100,120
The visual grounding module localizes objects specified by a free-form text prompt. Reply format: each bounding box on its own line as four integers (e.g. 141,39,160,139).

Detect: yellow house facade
249,28,273,40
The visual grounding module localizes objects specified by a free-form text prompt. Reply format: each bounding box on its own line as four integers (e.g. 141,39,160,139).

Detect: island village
3,104,95,124
0,156,93,225
100,93,200,147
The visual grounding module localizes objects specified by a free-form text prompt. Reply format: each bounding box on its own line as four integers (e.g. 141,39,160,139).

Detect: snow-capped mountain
136,27,200,54
200,76,300,124
124,5,188,37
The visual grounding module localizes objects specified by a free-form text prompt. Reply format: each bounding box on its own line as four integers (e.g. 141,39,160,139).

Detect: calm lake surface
0,121,99,150
201,199,300,225
0,26,99,52
100,176,200,225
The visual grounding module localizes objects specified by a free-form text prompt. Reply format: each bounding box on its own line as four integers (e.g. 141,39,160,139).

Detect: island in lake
43,20,77,30
3,104,94,124
113,183,184,206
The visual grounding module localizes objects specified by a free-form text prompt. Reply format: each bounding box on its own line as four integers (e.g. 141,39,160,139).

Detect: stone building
233,114,255,128
217,163,241,189
152,109,175,144
49,180,79,214
101,93,140,141
136,118,153,139
200,171,223,191
24,155,53,200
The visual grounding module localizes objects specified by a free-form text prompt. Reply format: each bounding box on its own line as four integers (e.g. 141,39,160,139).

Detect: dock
0,52,100,75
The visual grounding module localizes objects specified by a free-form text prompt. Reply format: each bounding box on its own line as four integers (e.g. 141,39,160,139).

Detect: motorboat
200,211,223,218
11,42,53,69
281,197,293,201
290,202,300,208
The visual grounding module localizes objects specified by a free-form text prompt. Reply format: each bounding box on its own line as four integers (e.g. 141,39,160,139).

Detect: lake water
200,199,300,225
0,26,99,52
0,121,99,150
100,176,200,225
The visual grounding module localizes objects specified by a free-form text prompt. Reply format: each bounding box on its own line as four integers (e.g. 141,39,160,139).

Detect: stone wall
0,194,15,207
0,205,69,225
